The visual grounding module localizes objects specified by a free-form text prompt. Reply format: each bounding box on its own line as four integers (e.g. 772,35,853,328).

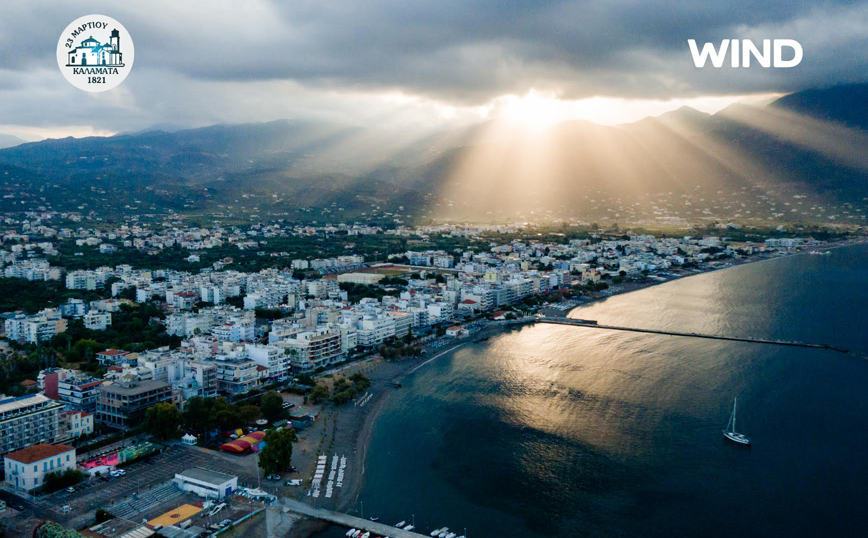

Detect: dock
282,498,430,538
536,318,851,354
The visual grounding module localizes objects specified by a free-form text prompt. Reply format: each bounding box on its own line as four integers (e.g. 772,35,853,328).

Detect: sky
1,0,867,140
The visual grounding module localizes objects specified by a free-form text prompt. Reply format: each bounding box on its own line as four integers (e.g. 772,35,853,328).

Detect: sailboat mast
732,397,737,433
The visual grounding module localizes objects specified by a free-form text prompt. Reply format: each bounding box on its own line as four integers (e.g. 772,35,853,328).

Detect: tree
184,396,208,432
238,404,261,428
258,427,297,476
144,402,184,440
260,391,285,423
309,383,329,404
42,468,86,494
216,408,241,431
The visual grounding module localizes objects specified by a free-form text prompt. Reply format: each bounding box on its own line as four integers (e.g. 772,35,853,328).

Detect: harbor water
317,243,868,537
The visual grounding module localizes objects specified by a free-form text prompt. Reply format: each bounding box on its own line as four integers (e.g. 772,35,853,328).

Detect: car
109,470,121,477
66,486,75,493
219,518,233,526
13,505,24,511
116,469,126,475
266,473,281,480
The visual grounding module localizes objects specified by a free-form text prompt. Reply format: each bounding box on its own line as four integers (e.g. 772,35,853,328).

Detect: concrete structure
213,357,260,395
57,374,104,412
58,410,94,441
246,343,288,380
336,273,384,285
173,468,237,499
281,498,430,538
279,327,344,372
4,443,75,492
83,311,112,331
96,379,173,427
3,309,67,344
0,394,65,456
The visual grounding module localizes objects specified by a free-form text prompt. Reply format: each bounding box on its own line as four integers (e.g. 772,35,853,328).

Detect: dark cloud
1,0,866,133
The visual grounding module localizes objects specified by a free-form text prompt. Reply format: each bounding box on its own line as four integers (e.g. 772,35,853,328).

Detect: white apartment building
213,357,260,395
246,343,288,380
66,269,109,290
0,394,65,456
356,315,396,347
83,311,112,331
4,309,68,344
57,374,104,413
211,319,255,342
277,327,344,372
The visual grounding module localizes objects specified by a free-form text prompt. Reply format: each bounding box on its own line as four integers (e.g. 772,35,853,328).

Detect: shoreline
565,237,867,315
289,237,867,537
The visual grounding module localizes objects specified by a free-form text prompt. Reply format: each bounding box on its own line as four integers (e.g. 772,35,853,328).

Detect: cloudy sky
2,0,867,139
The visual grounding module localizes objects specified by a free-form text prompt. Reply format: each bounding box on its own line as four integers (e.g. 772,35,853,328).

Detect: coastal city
0,209,858,537
3,1,868,535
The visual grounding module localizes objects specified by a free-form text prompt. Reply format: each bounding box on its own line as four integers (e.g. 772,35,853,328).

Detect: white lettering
689,39,802,68
774,39,803,68
743,39,771,68
688,39,729,68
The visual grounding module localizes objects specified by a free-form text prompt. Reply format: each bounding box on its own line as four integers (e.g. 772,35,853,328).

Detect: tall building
278,327,344,371
0,394,65,456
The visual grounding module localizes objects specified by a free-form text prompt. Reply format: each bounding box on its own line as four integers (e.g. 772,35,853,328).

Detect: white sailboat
722,396,751,445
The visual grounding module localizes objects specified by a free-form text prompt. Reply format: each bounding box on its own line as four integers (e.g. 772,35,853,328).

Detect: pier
536,318,852,354
282,498,430,537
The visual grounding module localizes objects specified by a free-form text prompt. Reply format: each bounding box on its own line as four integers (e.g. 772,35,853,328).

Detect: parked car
266,473,281,480
66,486,75,493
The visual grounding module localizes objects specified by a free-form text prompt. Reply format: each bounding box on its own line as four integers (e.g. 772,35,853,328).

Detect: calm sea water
317,244,868,538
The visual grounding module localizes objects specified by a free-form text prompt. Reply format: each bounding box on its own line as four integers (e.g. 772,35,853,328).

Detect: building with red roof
3,443,76,492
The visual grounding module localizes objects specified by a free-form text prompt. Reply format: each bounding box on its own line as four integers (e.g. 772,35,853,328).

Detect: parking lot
52,443,274,526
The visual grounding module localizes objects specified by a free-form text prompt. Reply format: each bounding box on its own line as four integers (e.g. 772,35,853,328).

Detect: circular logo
56,15,134,92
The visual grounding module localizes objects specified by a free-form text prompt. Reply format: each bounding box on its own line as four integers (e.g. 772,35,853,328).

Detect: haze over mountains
1,84,866,225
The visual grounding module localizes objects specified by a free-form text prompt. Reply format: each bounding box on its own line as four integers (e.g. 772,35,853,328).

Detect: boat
438,529,449,538
446,533,456,538
722,396,751,445
395,521,406,528
346,530,356,537
360,532,371,538
404,525,415,531
370,517,379,521
431,529,443,537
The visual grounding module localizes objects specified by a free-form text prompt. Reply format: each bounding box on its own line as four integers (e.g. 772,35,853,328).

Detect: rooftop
0,393,62,416
176,467,236,485
5,443,75,464
99,379,171,396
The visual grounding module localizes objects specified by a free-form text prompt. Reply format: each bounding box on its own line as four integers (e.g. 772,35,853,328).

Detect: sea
315,243,868,538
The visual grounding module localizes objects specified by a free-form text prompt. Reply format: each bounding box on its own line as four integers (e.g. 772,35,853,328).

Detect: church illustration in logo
66,29,124,67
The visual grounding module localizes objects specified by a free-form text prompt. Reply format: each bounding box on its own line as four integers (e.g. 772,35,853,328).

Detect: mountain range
0,84,866,225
